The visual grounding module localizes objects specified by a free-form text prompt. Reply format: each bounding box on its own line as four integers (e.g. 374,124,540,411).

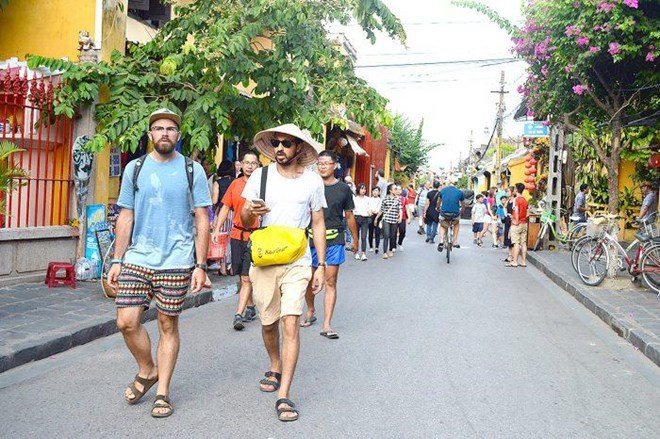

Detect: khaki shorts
249,264,312,325
510,223,528,246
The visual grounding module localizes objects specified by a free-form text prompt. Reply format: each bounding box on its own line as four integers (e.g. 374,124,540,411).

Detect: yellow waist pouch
250,226,308,267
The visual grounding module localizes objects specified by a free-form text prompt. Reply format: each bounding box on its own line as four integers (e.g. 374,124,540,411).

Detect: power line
355,57,519,69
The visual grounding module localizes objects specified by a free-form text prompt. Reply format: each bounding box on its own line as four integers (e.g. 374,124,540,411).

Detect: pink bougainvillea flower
517,84,524,94
589,46,600,53
623,0,638,8
572,84,589,95
608,42,621,55
564,64,574,73
576,36,590,46
596,2,615,13
527,109,535,117
646,52,656,62
541,65,549,76
593,25,601,31
565,25,581,37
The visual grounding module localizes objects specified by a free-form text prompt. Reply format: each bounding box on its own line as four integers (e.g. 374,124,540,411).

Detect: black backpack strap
260,165,268,201
184,156,194,194
132,154,148,193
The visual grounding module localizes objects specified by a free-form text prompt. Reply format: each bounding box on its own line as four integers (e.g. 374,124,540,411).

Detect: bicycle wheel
533,223,548,251
571,235,592,272
576,239,609,286
446,227,452,264
566,223,587,250
639,244,660,294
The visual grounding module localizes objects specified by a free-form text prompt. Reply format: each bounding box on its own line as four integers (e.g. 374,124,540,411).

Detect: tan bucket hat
149,108,181,128
253,123,323,167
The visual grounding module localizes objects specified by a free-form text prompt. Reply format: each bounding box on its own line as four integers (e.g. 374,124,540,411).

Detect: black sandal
151,395,173,418
259,371,281,392
276,398,299,422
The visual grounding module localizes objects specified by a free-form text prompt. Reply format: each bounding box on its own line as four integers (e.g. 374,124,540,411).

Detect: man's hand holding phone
250,198,270,216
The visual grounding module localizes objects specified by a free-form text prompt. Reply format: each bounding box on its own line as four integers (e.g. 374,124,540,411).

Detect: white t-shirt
472,203,487,223
242,164,326,266
352,195,371,217
368,196,382,215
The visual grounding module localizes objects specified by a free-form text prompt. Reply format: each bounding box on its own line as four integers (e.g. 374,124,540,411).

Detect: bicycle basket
540,211,556,223
586,219,607,237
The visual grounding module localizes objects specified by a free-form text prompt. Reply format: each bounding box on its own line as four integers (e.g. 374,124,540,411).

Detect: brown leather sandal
125,374,158,405
151,395,173,418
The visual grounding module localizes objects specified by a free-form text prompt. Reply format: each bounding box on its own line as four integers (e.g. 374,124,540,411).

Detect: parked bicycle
533,207,586,251
575,214,660,295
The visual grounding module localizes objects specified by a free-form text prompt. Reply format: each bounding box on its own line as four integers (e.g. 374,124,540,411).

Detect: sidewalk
0,273,237,373
528,249,660,367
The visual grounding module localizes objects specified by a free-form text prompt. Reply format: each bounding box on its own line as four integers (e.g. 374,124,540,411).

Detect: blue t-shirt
439,186,464,215
117,153,212,270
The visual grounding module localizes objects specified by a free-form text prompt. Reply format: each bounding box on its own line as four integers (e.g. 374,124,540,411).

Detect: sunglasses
270,138,301,149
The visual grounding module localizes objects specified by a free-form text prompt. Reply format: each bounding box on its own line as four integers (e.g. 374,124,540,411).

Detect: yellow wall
95,2,127,206
508,157,527,189
0,0,96,61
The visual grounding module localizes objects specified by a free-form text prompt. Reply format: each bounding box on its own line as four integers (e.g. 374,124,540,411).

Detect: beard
153,138,176,155
275,152,295,166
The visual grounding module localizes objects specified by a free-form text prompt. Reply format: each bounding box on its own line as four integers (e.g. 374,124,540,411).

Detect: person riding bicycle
437,175,465,252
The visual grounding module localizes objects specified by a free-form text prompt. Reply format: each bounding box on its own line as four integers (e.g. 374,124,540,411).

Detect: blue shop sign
523,123,549,137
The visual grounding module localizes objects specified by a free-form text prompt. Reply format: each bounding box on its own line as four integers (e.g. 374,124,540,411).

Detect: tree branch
563,114,610,166
592,67,617,104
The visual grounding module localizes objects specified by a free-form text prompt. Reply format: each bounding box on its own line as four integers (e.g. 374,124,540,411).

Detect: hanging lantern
525,153,534,161
524,168,535,175
525,176,535,183
528,167,537,174
525,183,536,191
650,153,660,169
525,161,534,169
528,157,538,166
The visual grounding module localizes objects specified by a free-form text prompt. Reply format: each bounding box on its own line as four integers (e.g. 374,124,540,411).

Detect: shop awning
346,134,368,157
126,16,158,44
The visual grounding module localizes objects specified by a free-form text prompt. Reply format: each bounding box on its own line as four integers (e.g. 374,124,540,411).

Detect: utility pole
491,71,508,185
468,130,474,188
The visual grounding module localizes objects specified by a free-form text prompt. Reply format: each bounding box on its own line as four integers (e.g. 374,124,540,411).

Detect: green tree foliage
27,0,406,154
388,114,439,176
0,141,29,217
455,0,659,213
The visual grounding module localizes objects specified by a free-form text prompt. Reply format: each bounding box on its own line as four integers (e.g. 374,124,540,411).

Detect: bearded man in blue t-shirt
108,108,212,418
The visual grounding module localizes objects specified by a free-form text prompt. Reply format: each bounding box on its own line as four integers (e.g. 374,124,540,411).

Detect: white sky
332,0,528,170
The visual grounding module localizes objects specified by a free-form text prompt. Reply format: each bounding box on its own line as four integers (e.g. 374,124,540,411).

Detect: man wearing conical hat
240,123,327,422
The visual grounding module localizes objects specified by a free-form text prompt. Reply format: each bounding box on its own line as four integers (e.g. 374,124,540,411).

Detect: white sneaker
368,247,374,253
361,253,367,261
354,253,360,260
392,248,397,253
398,245,404,252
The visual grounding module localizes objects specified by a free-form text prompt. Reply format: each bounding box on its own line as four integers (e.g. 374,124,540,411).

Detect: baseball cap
149,108,181,128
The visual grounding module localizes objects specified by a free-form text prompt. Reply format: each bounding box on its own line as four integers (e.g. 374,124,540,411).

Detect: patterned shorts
116,263,192,316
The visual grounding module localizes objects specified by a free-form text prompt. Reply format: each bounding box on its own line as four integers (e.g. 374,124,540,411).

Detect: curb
527,252,660,368
0,288,221,374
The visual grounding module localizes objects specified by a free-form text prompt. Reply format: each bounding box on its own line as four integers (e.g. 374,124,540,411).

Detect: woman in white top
368,186,383,253
353,183,371,260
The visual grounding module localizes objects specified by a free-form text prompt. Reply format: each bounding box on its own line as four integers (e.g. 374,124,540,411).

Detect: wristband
317,261,327,267
194,263,208,271
109,259,123,265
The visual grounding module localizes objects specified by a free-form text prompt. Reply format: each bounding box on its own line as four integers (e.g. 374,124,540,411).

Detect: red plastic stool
45,262,76,289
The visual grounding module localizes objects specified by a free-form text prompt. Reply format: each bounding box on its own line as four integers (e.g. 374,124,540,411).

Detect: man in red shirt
211,150,261,329
406,183,417,220
508,182,529,267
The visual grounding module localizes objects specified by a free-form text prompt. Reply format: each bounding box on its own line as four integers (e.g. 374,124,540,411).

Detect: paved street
0,223,659,438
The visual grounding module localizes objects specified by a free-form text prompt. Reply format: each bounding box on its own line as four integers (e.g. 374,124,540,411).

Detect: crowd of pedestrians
107,106,540,423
